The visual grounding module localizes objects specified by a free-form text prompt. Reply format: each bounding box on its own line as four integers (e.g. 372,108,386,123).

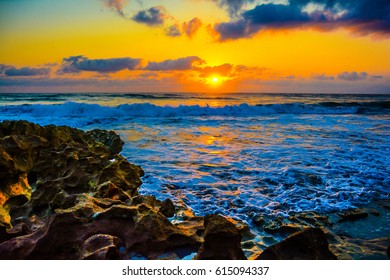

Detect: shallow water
1,93,389,243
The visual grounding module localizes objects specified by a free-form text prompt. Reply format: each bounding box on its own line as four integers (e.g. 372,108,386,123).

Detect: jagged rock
82,234,123,260
195,214,246,260
0,120,143,229
158,199,175,218
256,228,337,260
0,121,204,259
86,129,124,156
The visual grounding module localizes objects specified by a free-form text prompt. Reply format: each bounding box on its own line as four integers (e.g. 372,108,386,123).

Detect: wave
0,101,389,119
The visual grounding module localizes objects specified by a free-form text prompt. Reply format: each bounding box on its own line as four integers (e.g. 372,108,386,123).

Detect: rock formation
256,228,337,260
0,120,202,259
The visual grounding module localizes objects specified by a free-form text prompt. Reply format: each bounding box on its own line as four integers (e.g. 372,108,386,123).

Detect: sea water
0,93,389,232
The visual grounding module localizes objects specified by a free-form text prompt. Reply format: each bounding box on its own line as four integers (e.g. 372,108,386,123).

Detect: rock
158,199,175,218
86,129,124,156
195,214,246,260
338,209,371,222
257,228,337,260
0,121,203,259
82,234,123,260
288,212,331,227
254,215,302,235
0,120,143,229
0,174,31,228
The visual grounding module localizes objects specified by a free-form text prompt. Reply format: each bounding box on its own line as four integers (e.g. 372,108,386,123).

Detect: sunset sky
0,0,389,93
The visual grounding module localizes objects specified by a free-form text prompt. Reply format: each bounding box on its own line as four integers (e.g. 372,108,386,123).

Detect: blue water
0,93,389,226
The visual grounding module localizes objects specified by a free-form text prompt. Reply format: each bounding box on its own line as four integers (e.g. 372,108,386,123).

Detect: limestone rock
0,121,203,259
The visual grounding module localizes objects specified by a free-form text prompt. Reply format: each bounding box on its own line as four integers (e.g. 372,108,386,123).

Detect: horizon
1,0,390,94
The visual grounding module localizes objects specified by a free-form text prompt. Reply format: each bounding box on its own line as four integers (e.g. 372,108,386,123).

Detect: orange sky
0,0,389,93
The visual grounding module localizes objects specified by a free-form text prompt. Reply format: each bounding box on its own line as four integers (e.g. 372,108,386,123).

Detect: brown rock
158,199,175,218
257,228,337,260
87,129,124,156
82,234,123,260
195,214,246,260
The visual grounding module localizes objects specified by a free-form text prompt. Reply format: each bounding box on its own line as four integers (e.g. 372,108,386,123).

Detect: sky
0,0,389,93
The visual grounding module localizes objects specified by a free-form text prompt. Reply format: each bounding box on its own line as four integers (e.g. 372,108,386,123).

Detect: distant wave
0,101,389,119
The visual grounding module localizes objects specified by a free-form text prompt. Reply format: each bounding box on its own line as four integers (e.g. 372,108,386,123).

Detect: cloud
312,73,335,80
166,24,182,37
59,55,142,73
212,0,255,18
338,71,368,81
197,63,234,77
145,56,205,71
183,17,202,38
212,0,390,41
214,19,261,40
0,65,50,76
101,0,128,17
132,6,168,26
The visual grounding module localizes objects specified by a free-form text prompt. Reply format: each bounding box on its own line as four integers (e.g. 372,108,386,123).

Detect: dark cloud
166,24,181,37
59,55,141,73
101,0,128,17
338,71,368,81
0,65,50,76
214,19,260,40
183,17,202,38
213,0,390,41
145,56,205,71
132,6,168,26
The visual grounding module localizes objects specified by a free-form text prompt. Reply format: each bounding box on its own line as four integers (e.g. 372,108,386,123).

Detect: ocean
1,92,389,253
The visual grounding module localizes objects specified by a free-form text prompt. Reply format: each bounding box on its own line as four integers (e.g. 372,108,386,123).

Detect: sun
211,77,219,83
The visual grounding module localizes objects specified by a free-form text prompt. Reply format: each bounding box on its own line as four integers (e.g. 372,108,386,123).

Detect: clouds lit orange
0,0,389,93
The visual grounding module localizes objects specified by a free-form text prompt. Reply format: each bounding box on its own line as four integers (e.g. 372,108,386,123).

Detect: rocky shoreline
0,120,388,260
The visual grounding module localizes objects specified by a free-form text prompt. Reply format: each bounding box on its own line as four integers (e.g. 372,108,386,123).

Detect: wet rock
288,212,332,227
338,209,373,222
195,214,246,260
256,228,337,260
254,215,302,235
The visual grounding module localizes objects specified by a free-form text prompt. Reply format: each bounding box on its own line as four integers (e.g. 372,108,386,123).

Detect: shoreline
0,120,389,260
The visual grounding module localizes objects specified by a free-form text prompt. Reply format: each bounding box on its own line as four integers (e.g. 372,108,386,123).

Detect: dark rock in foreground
0,120,204,259
256,228,337,260
195,214,246,260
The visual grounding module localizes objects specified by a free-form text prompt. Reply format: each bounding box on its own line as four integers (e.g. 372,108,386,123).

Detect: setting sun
212,77,219,83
